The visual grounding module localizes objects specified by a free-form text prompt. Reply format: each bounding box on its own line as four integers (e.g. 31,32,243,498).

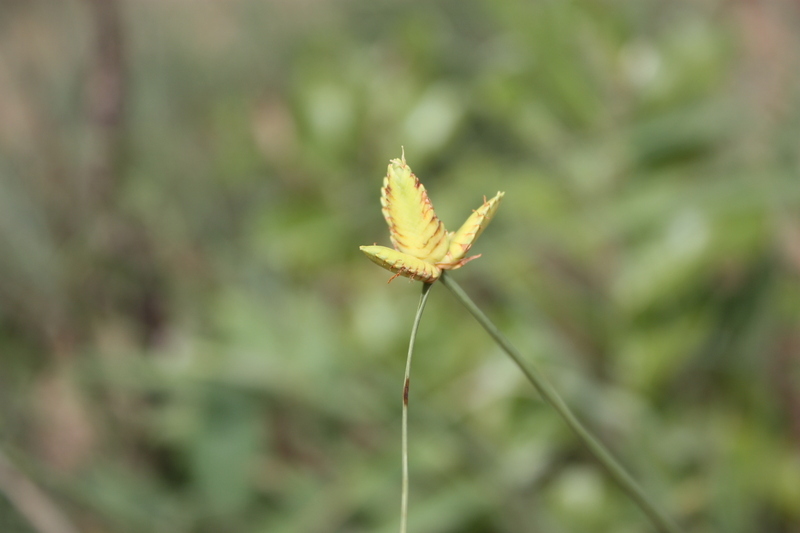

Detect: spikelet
438,192,504,270
359,245,441,283
380,154,449,263
361,151,504,283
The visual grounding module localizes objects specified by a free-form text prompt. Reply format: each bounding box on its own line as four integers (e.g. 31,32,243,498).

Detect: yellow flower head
360,152,504,283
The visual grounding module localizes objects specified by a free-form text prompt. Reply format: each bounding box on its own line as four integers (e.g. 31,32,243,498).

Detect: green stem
438,272,682,533
401,282,434,533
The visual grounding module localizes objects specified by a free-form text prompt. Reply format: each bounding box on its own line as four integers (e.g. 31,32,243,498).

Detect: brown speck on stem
403,377,410,406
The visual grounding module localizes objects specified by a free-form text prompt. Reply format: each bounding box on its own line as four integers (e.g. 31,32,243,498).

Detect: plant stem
401,282,434,533
438,272,682,533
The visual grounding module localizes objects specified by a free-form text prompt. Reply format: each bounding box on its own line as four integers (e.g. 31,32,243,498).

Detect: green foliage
1,0,799,532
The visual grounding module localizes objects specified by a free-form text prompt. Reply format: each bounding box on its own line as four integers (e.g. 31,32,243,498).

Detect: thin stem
401,282,434,533
438,272,682,533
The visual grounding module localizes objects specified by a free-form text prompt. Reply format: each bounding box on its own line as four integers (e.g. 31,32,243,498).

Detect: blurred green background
1,0,800,532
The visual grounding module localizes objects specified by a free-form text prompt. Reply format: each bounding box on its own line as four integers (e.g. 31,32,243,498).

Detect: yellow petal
360,245,441,283
440,191,504,268
380,156,449,263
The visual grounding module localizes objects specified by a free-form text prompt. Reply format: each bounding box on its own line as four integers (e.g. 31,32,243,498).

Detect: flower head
360,152,504,283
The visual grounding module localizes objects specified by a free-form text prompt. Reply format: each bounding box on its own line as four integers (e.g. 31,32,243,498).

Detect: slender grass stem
400,282,434,533
438,272,682,533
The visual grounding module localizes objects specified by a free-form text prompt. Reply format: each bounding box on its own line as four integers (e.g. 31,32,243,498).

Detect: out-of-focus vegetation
1,1,799,532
